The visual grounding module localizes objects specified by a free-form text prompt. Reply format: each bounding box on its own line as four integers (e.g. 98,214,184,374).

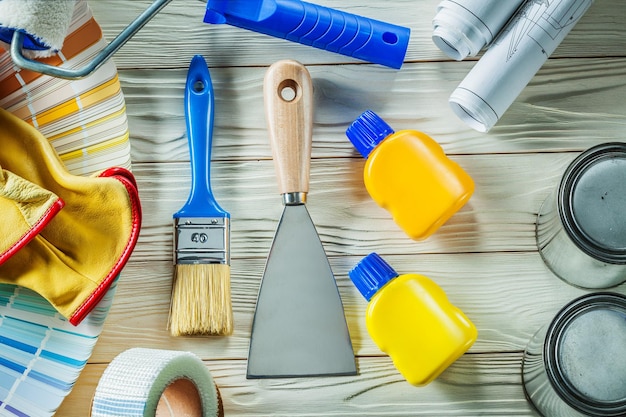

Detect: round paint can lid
559,143,626,263
545,292,626,416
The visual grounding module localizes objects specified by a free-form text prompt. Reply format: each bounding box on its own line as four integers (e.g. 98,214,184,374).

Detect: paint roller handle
176,55,226,218
264,60,313,198
204,0,410,69
10,0,173,80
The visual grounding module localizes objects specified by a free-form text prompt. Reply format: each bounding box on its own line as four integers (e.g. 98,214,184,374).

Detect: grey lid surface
560,143,626,262
545,293,626,416
558,306,626,402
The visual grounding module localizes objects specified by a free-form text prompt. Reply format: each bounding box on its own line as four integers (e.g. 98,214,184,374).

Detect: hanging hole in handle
382,32,399,45
193,80,205,93
278,79,299,102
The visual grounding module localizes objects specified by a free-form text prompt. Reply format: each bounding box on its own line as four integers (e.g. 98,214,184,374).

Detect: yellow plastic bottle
349,252,477,386
346,110,474,240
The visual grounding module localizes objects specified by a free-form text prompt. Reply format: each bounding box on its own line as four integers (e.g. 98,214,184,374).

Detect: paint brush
169,55,233,336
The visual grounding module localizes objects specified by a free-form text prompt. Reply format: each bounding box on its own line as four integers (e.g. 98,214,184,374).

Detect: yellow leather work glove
0,108,141,325
0,165,64,265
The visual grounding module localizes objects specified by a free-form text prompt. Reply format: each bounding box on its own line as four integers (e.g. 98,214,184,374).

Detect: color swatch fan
0,1,132,415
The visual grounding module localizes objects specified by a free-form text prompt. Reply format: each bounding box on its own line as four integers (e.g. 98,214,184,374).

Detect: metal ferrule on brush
282,192,306,206
174,217,230,265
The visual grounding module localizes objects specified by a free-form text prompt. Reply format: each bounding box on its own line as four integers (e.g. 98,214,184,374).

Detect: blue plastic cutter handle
204,0,410,69
175,55,229,218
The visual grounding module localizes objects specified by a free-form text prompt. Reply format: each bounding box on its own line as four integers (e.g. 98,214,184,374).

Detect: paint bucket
522,292,626,417
536,143,626,289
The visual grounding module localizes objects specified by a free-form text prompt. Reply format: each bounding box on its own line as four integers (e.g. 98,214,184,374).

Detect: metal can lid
545,292,626,416
559,143,626,263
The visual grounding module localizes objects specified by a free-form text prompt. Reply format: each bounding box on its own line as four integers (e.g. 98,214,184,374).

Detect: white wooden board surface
56,0,626,415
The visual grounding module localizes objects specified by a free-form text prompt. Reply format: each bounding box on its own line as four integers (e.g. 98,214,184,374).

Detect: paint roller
0,0,173,79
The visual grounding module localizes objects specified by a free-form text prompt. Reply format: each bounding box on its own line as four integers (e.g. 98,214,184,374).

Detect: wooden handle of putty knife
264,59,313,196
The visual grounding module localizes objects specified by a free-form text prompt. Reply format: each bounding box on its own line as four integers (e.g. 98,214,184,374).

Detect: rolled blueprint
449,0,594,132
432,0,525,60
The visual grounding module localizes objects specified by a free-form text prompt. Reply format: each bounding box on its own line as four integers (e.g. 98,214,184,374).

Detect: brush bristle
169,264,233,336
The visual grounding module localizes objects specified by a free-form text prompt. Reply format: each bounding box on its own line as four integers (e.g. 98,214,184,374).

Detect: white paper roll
449,0,594,132
91,348,222,417
432,0,525,60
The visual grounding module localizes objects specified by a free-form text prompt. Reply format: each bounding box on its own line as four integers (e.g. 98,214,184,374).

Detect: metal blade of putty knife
247,59,356,378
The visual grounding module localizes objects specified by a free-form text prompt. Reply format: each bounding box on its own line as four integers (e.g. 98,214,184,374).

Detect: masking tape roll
91,348,222,417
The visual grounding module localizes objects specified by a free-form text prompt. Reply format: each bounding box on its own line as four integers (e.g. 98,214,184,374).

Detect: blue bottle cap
349,252,399,301
346,110,395,158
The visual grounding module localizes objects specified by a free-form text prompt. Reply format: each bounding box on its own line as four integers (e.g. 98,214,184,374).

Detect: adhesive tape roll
91,348,222,417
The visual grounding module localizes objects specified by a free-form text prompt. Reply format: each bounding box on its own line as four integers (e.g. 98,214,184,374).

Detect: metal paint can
536,143,626,289
522,293,626,417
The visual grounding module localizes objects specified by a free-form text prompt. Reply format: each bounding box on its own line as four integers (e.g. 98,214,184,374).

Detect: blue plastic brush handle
204,0,410,69
175,55,229,219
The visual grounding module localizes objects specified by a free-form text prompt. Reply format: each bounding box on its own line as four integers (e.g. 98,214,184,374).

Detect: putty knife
247,60,356,378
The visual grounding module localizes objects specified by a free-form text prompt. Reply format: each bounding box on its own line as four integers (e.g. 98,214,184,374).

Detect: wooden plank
120,57,626,163
89,0,626,69
87,252,624,363
59,353,541,416
130,152,577,261
42,2,626,415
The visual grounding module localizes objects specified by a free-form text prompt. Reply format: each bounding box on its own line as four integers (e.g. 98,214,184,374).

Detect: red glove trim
0,198,65,266
100,166,138,189
68,168,142,325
